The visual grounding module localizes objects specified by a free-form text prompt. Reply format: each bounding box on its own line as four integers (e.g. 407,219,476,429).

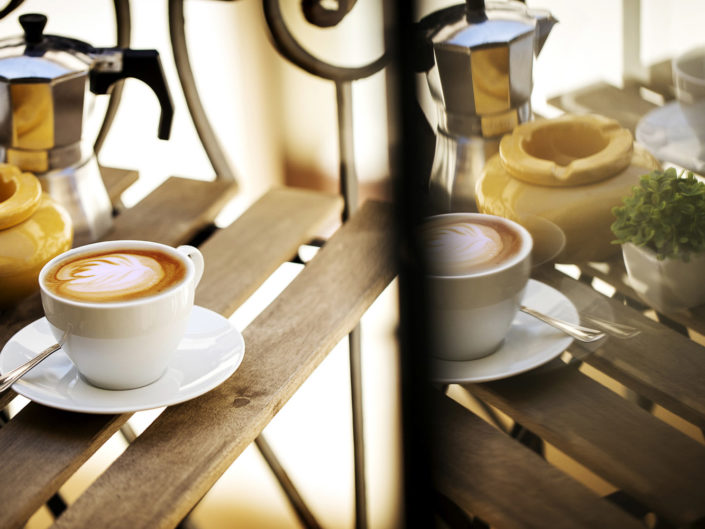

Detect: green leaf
611,169,705,260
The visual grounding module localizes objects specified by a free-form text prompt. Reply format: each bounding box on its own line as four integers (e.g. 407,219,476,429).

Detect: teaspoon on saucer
0,330,67,394
520,306,606,343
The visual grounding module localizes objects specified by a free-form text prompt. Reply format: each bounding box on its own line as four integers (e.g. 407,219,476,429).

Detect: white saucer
431,279,576,384
636,101,705,174
0,306,245,414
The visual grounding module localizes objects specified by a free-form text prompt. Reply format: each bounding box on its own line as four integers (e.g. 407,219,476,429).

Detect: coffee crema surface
421,217,522,276
44,249,186,302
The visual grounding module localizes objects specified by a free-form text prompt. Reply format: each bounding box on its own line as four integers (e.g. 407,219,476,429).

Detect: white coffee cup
38,240,205,390
422,213,532,361
673,47,705,139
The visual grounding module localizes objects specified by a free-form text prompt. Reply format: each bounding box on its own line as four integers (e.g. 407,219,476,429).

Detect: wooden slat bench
4,61,705,529
0,171,369,528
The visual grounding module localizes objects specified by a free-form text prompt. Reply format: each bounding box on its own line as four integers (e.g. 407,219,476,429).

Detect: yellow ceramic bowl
0,163,42,229
477,114,661,263
0,165,73,309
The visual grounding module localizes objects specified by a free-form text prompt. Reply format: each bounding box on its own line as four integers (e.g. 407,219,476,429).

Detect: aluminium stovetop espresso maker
0,13,173,244
416,0,556,212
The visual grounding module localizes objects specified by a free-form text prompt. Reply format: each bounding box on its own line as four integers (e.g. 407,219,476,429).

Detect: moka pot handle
90,49,174,140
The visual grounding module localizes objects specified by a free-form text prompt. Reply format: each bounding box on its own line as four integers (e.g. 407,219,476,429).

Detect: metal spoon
581,314,641,339
0,330,67,393
520,306,606,342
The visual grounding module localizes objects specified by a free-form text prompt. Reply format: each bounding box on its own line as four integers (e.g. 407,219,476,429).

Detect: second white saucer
636,101,705,174
431,279,576,384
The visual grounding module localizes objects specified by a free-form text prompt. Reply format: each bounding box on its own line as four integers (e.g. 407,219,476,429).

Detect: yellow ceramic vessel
476,114,661,263
0,164,72,308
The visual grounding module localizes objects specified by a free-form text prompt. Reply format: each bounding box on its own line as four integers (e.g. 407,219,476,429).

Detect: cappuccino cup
421,213,532,361
39,240,204,390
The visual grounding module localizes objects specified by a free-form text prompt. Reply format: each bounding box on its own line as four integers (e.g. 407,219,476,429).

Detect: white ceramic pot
622,242,705,312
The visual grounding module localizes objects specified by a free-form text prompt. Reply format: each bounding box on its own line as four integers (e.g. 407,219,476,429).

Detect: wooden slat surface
0,187,341,529
99,166,139,203
548,81,658,133
433,391,645,529
534,266,705,430
103,176,237,243
578,256,705,335
3,70,701,529
195,187,342,315
465,364,705,526
50,200,396,529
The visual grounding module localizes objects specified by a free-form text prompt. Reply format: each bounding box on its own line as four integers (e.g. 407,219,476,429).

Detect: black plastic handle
90,49,174,140
19,12,46,43
414,4,466,73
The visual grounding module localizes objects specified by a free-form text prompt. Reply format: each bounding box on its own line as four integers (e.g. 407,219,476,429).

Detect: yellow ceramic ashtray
476,114,661,263
0,163,73,308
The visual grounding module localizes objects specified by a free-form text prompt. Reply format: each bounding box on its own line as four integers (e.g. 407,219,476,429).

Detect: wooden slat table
434,68,705,529
0,170,399,528
4,72,705,529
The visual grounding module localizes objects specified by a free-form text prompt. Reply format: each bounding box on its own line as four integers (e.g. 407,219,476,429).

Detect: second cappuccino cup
422,213,532,361
39,240,205,390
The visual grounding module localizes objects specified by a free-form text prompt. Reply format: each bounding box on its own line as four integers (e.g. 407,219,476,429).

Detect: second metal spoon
0,330,67,394
520,306,606,342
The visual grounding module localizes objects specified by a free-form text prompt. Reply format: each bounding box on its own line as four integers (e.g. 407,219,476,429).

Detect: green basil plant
611,168,705,261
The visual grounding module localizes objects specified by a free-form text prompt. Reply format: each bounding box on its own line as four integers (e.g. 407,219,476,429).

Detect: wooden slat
535,266,705,430
0,187,341,529
642,59,676,101
433,391,645,529
103,176,236,243
548,81,657,133
50,200,396,529
0,407,129,527
99,166,139,204
577,256,705,335
466,364,705,526
195,187,342,315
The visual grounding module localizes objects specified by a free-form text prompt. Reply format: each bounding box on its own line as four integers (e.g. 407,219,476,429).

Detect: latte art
421,217,522,276
45,249,186,302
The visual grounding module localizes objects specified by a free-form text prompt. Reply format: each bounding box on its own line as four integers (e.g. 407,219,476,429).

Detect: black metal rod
336,80,358,220
262,0,386,82
255,435,324,529
336,78,367,529
168,0,238,183
348,324,367,529
94,0,130,156
0,0,24,20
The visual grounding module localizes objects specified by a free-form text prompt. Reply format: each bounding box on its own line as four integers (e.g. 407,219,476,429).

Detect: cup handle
177,245,204,288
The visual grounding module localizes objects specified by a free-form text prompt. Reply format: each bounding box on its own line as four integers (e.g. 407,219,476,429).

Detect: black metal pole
335,78,367,529
168,0,238,183
384,0,435,526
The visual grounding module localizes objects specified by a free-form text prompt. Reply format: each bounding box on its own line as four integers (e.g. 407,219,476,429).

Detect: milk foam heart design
423,222,503,276
43,248,186,303
55,253,164,297
421,216,522,276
